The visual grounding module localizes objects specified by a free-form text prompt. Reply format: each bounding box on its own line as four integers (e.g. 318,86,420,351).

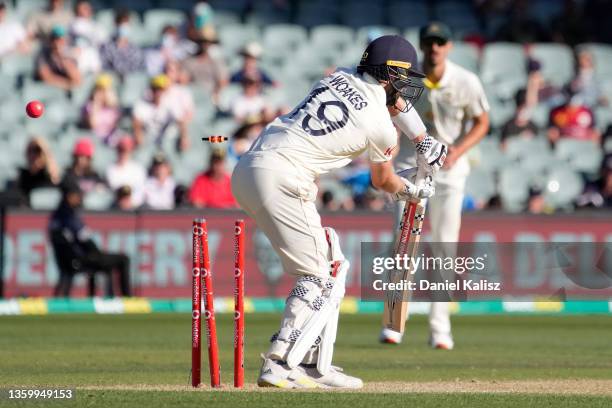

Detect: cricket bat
382,179,427,334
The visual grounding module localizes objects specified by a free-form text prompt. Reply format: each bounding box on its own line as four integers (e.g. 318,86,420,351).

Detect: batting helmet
357,35,425,112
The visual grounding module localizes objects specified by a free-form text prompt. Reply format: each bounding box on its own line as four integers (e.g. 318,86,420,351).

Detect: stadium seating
543,166,584,210
520,150,561,175
340,3,385,29
30,188,62,211
1,53,35,82
84,189,115,210
247,6,291,26
96,9,141,27
481,43,527,97
172,166,196,187
132,144,155,167
0,166,17,190
218,24,261,56
504,137,551,161
449,41,479,73
263,24,308,58
472,138,509,172
530,43,574,87
213,10,241,26
217,84,242,113
578,43,612,79
387,1,429,29
0,96,25,126
119,72,149,107
484,87,515,129
128,25,157,47
207,0,249,14
530,104,550,129
295,1,340,27
336,43,365,68
529,0,563,26
604,137,612,155
71,75,99,107
26,117,64,141
15,0,47,20
113,0,153,14
435,1,480,36
355,26,399,44
0,1,607,213
22,81,67,106
289,45,332,82
465,168,496,204
92,146,117,175
555,139,604,177
498,166,531,212
310,25,354,52
595,106,612,133
158,0,195,13
143,9,186,37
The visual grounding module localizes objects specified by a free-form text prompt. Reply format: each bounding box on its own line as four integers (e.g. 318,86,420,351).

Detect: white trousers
231,151,330,279
232,151,332,362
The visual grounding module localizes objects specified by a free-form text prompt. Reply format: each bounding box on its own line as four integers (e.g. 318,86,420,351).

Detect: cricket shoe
298,364,363,389
257,355,321,389
429,333,454,350
379,327,403,344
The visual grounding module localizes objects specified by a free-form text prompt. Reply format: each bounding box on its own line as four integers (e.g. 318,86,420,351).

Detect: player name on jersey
326,75,368,110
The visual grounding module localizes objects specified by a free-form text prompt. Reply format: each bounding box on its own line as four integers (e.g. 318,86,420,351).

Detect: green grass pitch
1,313,611,407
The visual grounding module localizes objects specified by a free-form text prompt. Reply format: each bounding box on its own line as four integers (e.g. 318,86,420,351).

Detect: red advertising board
2,210,611,298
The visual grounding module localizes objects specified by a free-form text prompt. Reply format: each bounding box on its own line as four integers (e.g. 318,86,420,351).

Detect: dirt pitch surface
80,379,612,395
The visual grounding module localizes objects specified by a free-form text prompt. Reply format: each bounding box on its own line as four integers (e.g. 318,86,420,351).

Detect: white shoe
257,355,322,389
379,327,403,344
298,364,363,389
429,333,454,350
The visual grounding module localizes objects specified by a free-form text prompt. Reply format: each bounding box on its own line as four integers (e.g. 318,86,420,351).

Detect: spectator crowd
1,0,611,213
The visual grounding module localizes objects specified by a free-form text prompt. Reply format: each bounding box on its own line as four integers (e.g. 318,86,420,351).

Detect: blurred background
0,0,610,305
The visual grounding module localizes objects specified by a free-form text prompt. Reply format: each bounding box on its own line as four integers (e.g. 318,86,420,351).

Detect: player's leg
427,180,464,350
232,163,361,388
80,252,132,297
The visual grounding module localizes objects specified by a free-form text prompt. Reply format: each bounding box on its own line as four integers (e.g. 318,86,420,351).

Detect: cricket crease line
76,379,612,395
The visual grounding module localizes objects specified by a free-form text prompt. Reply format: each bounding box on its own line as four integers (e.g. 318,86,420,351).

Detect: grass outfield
1,313,611,407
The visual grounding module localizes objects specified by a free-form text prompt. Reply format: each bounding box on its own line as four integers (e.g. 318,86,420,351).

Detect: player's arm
62,57,82,87
132,116,145,146
38,62,72,90
177,119,190,151
444,76,490,169
370,160,404,193
443,111,489,169
389,98,446,174
371,160,434,201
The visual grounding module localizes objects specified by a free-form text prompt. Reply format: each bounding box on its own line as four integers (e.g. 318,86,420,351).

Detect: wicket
234,220,245,388
191,218,245,388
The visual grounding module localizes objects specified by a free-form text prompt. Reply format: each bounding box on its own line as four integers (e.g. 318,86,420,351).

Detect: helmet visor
387,64,424,112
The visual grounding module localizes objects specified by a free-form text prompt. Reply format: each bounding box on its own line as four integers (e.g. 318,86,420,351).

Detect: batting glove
415,134,447,175
392,168,435,201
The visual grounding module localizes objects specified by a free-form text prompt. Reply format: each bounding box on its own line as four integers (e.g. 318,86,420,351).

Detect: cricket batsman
231,35,447,388
379,23,490,349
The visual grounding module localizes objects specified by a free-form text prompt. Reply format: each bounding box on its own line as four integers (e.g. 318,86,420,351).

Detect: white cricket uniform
232,68,398,279
394,60,489,344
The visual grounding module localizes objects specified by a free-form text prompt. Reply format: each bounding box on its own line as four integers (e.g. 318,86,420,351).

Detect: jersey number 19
290,86,349,136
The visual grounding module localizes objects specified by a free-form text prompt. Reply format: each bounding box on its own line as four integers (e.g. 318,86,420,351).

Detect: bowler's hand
442,146,458,170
